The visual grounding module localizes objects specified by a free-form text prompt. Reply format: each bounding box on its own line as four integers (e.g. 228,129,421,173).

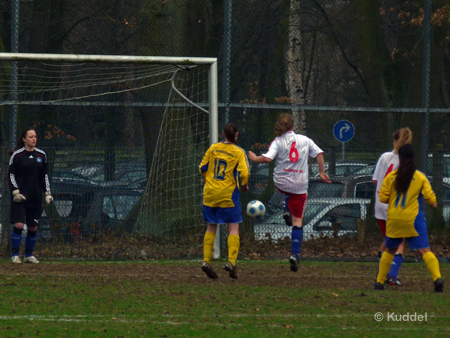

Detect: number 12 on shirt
214,159,227,180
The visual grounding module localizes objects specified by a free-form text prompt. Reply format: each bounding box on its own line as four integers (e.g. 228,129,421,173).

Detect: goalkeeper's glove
45,191,54,204
12,189,26,203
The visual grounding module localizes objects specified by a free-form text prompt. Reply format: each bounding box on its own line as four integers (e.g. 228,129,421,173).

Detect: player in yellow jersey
375,144,444,292
199,123,249,280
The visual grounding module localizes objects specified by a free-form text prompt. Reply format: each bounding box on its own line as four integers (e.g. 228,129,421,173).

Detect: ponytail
395,144,416,195
393,127,412,153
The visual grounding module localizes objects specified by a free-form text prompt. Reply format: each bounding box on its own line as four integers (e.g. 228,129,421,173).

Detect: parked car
50,187,142,234
427,153,450,177
64,164,147,190
308,174,375,199
311,162,372,178
349,164,375,176
252,173,376,240
254,198,371,241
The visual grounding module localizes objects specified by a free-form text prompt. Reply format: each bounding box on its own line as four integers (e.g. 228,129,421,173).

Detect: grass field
0,259,449,338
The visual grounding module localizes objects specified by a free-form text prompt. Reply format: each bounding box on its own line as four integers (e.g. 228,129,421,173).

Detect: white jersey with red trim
372,151,399,220
263,131,323,194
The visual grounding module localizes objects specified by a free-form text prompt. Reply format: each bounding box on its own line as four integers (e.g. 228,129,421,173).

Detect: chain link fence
0,108,448,260
0,0,449,259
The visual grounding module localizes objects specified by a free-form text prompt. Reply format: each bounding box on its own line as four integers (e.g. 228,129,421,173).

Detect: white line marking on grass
1,313,448,321
0,316,447,332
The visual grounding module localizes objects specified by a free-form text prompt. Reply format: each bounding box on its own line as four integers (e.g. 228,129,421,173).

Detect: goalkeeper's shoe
374,282,386,290
11,256,21,264
387,276,403,286
434,278,444,293
224,262,238,280
283,211,293,226
24,256,39,264
202,261,218,280
289,254,299,272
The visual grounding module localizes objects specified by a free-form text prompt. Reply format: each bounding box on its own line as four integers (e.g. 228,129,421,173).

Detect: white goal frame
0,52,222,258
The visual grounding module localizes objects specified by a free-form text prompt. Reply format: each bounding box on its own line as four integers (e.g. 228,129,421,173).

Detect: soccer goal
0,52,218,252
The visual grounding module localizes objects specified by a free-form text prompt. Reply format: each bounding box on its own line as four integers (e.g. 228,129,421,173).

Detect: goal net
133,66,215,237
0,53,218,256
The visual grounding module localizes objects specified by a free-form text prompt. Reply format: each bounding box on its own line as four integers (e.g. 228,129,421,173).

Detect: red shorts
277,188,307,218
377,219,386,237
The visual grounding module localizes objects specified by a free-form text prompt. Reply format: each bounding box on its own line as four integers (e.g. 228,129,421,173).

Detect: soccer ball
246,200,266,219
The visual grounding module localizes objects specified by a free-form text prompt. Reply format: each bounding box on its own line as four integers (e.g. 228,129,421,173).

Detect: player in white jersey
249,113,331,272
372,127,412,286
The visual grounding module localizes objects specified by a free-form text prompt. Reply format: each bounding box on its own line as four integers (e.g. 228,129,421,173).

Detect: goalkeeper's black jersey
8,147,50,207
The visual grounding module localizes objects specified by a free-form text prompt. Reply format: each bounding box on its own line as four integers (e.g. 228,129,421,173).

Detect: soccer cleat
374,282,386,290
201,261,218,280
434,278,444,293
224,262,238,280
283,211,293,226
387,276,403,286
24,256,39,264
289,254,299,272
11,256,21,264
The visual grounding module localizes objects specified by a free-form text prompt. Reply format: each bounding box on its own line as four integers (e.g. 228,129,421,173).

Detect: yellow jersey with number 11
379,170,436,238
199,142,249,208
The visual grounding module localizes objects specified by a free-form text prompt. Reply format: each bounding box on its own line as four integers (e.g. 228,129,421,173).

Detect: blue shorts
203,204,242,224
385,218,430,250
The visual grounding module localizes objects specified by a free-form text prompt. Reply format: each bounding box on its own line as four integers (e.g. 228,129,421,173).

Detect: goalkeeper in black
8,127,53,264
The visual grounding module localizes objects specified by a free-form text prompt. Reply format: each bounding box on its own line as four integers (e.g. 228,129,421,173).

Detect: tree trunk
286,0,306,135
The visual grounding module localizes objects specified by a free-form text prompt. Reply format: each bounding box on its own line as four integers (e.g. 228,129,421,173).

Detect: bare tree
286,0,307,134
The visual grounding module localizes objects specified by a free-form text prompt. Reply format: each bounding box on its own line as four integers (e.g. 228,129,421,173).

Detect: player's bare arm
315,153,331,183
248,151,272,163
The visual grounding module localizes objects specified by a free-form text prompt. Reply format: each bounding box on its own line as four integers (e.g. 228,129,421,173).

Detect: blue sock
11,227,23,256
388,254,404,279
284,195,290,213
25,230,38,258
291,226,303,256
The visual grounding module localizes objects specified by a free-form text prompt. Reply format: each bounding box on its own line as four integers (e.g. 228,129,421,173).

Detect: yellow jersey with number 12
199,142,249,208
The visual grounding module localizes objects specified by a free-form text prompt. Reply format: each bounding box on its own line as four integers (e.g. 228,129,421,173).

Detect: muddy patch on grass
0,261,441,293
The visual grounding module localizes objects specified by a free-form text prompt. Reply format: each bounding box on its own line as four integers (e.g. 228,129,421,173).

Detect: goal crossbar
0,51,219,148
0,52,217,65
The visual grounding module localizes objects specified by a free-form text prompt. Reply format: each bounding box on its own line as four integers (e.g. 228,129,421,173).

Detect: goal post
0,52,221,257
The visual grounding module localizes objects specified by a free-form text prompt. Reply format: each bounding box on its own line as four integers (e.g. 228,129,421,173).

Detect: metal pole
208,61,221,259
9,0,19,150
6,0,20,256
421,0,432,173
217,0,233,258
222,0,232,126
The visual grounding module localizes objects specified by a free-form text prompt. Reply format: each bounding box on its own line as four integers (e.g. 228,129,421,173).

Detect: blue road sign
333,120,355,143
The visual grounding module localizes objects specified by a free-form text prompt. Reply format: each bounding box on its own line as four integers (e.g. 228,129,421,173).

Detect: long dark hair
7,127,36,155
395,144,416,195
274,113,294,137
224,123,238,144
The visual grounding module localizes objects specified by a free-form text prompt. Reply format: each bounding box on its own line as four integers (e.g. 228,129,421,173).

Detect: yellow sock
203,231,215,263
228,235,240,266
423,251,441,282
377,252,394,284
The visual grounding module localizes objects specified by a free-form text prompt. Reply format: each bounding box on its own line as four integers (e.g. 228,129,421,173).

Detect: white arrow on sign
339,123,350,139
